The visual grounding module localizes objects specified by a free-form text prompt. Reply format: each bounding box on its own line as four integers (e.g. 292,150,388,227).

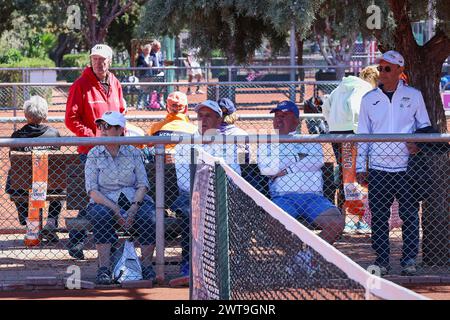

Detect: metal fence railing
0,81,343,112
0,64,361,84
0,134,448,288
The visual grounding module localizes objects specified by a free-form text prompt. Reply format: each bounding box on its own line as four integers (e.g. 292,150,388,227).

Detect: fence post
214,162,230,300
154,144,166,281
12,85,17,131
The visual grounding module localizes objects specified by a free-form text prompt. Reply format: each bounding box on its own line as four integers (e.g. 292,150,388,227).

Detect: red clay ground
0,285,447,300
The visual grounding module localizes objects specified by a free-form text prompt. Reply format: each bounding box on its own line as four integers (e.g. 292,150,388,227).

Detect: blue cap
195,100,223,117
270,100,299,118
217,98,236,116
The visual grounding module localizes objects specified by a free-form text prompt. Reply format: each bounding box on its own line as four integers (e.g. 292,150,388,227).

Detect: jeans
86,199,156,245
171,191,190,266
368,169,420,267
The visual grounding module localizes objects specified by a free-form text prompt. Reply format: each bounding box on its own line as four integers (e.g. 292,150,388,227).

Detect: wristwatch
132,201,143,207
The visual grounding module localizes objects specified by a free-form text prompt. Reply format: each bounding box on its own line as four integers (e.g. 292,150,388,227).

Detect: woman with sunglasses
85,111,156,285
356,51,431,277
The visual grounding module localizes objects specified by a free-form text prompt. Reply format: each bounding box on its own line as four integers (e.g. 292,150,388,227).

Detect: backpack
112,239,143,283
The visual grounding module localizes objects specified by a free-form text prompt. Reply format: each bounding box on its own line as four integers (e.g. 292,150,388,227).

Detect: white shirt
356,80,431,172
257,132,325,196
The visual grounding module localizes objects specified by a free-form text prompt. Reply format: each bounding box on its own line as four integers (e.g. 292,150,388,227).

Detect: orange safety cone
341,142,367,217
24,151,48,247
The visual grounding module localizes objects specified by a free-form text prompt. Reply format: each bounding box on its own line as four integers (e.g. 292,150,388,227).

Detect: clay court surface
0,285,448,300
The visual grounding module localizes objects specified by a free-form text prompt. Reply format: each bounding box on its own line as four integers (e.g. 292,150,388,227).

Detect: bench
7,151,80,203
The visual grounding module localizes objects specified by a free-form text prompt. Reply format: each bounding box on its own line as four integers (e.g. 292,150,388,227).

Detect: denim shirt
85,145,151,203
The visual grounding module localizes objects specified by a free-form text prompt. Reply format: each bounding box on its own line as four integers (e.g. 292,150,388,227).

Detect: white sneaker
355,221,371,234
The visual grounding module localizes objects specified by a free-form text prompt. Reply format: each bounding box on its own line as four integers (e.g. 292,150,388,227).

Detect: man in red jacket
65,43,125,155
65,44,125,259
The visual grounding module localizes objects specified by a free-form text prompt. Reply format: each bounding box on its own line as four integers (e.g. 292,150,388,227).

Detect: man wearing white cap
65,44,126,260
65,44,125,156
356,50,431,276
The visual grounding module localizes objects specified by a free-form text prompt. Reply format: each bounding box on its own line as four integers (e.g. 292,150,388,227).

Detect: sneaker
68,243,85,260
180,262,189,277
142,265,156,281
195,89,204,94
355,221,371,234
401,260,417,276
372,261,390,276
344,221,356,233
96,267,112,285
286,249,319,277
40,225,59,244
186,89,193,95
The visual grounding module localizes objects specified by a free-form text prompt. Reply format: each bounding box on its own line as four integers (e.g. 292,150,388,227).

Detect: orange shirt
148,113,198,160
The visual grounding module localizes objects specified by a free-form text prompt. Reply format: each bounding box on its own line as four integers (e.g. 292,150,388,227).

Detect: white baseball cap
195,100,223,117
377,50,404,67
95,111,126,128
90,44,113,60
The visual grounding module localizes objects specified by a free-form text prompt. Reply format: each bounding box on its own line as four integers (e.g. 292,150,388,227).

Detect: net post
154,143,165,281
214,162,230,300
189,147,197,300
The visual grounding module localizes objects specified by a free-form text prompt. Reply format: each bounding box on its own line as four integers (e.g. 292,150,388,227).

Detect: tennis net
189,148,427,300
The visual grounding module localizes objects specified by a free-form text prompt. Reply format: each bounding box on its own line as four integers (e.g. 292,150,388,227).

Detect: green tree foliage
107,1,146,55
138,0,295,64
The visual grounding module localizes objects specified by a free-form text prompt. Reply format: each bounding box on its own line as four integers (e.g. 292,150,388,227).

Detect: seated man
147,91,198,162
85,111,156,285
257,101,344,244
6,95,62,243
173,100,243,278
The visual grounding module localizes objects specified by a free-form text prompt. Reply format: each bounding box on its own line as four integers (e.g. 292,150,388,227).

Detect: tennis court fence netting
189,149,427,300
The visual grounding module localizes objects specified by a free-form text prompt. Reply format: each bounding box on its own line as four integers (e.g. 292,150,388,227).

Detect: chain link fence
0,133,448,288
0,80,342,115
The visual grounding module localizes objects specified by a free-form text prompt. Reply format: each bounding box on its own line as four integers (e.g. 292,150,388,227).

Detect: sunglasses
97,122,121,130
377,65,398,73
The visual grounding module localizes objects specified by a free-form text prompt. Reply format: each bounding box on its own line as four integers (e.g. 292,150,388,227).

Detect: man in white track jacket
356,51,431,276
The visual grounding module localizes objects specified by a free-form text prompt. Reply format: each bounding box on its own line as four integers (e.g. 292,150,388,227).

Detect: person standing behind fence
65,44,125,155
64,44,125,259
148,40,165,109
322,65,379,233
184,49,204,95
136,44,153,77
150,40,164,76
6,96,62,243
356,51,431,276
136,43,153,110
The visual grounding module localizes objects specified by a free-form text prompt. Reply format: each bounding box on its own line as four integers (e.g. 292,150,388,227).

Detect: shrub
61,53,90,82
0,57,55,109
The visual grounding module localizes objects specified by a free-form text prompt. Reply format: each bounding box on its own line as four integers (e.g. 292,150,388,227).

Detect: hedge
0,58,55,109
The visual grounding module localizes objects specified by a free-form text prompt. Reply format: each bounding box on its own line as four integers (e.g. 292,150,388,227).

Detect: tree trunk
49,34,77,67
421,153,450,267
385,0,450,267
295,34,305,102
